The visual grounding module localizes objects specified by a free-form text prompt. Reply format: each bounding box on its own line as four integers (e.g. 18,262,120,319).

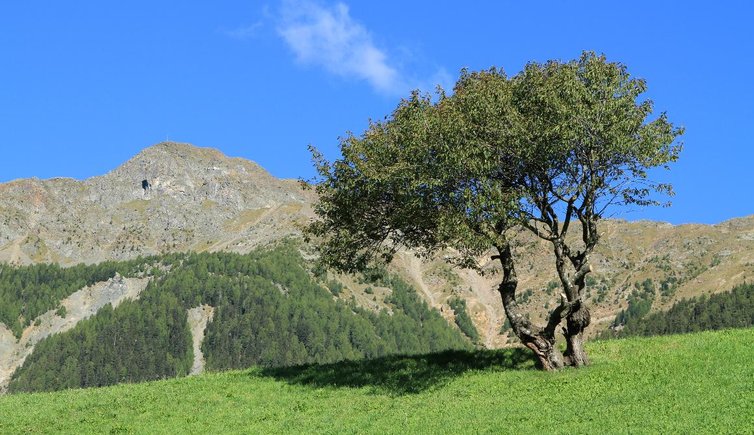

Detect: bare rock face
0,142,314,265
187,305,215,376
0,274,150,392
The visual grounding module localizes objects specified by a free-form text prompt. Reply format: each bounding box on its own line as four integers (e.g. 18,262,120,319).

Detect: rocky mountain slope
0,274,150,392
1,142,753,348
0,142,313,265
407,216,754,347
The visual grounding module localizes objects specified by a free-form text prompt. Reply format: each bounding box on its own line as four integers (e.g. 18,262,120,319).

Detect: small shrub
327,280,343,296
448,297,480,343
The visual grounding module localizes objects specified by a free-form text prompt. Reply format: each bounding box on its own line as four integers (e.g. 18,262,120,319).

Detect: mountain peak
107,142,273,186
128,142,259,169
0,142,313,265
139,141,228,160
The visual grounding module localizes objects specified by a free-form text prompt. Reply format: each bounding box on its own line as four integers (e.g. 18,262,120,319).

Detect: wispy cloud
223,21,264,40
277,1,411,95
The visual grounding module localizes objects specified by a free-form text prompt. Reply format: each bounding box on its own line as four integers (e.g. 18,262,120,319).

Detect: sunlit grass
1,328,751,434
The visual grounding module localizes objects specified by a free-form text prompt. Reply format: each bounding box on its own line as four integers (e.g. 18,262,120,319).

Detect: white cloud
278,1,404,94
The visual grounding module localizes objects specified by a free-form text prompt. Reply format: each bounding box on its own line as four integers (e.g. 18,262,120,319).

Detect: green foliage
499,316,512,335
326,279,343,296
545,280,559,295
611,280,655,328
649,255,673,271
607,283,754,338
307,52,682,273
448,297,480,343
583,275,611,303
7,242,469,393
360,265,389,285
55,305,66,318
1,329,751,433
306,68,523,272
710,255,722,268
518,288,534,304
0,259,148,337
659,275,679,298
514,53,683,216
10,294,193,393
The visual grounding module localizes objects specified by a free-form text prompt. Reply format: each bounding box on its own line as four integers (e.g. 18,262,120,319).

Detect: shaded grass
0,328,752,434
260,347,535,395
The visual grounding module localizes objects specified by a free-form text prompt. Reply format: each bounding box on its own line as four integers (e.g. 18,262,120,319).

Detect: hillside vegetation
0,328,751,433
6,242,469,393
605,282,754,338
0,260,148,337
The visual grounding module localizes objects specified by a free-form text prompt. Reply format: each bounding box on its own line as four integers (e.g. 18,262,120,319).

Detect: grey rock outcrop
0,142,313,265
0,274,149,392
187,305,215,376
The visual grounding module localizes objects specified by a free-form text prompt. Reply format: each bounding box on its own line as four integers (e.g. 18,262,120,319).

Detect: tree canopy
307,52,683,369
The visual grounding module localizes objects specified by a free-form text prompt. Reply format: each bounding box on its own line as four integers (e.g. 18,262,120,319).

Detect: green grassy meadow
1,328,752,434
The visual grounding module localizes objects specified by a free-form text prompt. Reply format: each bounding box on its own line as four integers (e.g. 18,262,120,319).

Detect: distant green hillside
6,242,469,393
604,282,754,338
1,328,751,433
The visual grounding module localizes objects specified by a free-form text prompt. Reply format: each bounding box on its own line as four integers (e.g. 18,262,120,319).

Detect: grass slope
1,328,752,434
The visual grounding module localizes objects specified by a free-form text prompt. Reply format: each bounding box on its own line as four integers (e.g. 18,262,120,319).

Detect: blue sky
1,1,752,224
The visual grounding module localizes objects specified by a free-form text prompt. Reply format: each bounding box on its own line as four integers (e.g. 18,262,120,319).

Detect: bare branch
520,220,557,242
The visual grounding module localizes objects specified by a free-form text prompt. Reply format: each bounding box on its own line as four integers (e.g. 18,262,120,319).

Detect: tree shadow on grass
258,347,535,396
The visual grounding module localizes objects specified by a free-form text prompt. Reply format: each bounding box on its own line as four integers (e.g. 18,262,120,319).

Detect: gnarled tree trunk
499,281,564,371
495,244,566,371
563,302,590,367
553,241,593,367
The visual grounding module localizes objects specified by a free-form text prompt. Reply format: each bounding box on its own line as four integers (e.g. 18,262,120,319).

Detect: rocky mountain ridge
1,142,753,348
0,142,313,265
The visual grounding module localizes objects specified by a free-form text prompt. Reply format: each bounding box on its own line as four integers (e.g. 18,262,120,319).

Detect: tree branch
520,220,557,242
544,293,579,338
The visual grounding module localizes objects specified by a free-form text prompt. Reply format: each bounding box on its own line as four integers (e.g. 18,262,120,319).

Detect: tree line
602,283,754,339
8,242,470,393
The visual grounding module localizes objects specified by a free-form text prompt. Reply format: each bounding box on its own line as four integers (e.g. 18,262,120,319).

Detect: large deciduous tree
510,53,683,366
306,52,682,370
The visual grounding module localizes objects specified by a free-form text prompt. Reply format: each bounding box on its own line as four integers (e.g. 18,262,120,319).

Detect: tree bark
552,241,593,367
563,301,590,367
495,244,564,371
499,280,564,370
